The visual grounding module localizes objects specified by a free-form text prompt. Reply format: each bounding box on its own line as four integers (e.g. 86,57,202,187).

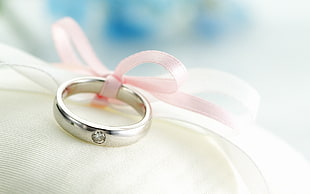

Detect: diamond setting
91,130,106,144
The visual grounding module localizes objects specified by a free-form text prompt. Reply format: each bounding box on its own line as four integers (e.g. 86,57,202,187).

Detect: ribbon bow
52,17,249,132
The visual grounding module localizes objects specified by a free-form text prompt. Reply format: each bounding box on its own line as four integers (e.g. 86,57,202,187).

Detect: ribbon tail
154,91,240,131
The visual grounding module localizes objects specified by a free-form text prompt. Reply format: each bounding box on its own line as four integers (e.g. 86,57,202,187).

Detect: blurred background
0,0,309,160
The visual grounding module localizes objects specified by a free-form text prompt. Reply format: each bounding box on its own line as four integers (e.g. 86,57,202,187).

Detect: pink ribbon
52,17,239,130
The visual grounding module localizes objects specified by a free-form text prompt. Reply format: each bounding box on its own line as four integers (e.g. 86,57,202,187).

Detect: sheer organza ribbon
52,17,258,132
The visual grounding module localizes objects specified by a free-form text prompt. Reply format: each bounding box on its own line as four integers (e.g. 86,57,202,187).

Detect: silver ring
53,77,152,147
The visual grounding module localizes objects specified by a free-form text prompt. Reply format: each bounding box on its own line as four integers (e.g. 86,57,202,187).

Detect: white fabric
1,44,310,194
0,68,237,194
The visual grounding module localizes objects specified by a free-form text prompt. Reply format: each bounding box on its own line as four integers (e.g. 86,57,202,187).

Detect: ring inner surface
62,79,146,116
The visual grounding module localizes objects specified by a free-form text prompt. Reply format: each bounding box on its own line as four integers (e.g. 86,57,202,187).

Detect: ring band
53,77,152,147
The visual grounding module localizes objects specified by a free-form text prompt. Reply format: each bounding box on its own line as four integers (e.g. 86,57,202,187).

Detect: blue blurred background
0,0,249,62
48,0,247,41
0,0,310,160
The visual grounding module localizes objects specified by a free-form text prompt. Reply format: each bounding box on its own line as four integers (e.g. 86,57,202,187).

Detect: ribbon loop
52,17,109,75
115,50,187,94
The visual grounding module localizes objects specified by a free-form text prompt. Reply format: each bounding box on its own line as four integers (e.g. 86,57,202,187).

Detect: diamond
91,131,106,144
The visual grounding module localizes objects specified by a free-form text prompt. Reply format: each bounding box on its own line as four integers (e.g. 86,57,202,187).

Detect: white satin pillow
0,68,238,193
1,44,310,194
